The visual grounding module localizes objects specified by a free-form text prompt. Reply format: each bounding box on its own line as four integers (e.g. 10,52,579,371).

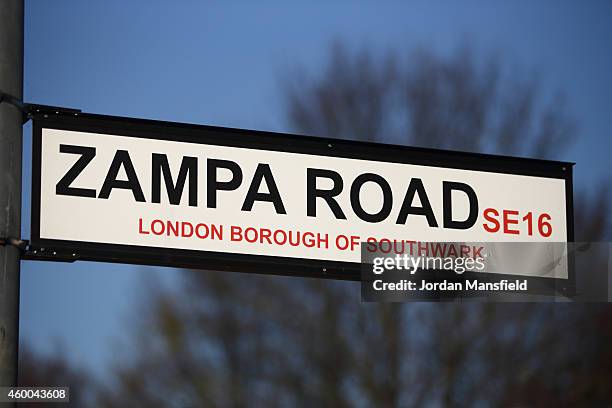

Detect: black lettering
98,150,145,202
55,144,97,198
443,181,478,229
207,159,243,208
241,164,286,214
151,154,198,206
350,173,392,223
396,178,438,227
306,168,346,219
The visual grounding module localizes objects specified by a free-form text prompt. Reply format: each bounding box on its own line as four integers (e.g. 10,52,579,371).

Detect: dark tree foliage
23,46,612,407
93,46,611,407
18,345,91,407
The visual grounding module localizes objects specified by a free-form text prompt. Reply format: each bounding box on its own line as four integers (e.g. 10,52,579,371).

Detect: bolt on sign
29,112,573,285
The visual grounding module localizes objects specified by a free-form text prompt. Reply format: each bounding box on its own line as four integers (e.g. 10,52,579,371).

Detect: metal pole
0,0,24,387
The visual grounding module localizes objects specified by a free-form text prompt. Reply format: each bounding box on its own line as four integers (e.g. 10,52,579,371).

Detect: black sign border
29,111,575,292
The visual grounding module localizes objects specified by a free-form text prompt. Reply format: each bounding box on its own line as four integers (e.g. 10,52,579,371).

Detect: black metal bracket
22,246,79,263
0,90,24,110
0,91,81,124
1,238,78,263
0,237,29,251
24,103,82,123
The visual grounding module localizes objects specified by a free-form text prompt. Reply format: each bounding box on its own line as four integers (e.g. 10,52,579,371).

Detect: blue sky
19,0,612,378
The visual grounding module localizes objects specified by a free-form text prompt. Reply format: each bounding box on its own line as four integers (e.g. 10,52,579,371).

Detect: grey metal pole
0,0,24,387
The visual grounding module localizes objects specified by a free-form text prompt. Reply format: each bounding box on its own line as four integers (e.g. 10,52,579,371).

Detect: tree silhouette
18,345,92,407
23,45,612,407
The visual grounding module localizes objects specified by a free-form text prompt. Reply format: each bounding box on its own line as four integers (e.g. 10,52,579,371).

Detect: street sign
30,112,573,282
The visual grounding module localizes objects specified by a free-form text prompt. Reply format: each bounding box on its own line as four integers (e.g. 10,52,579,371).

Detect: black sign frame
28,111,575,293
